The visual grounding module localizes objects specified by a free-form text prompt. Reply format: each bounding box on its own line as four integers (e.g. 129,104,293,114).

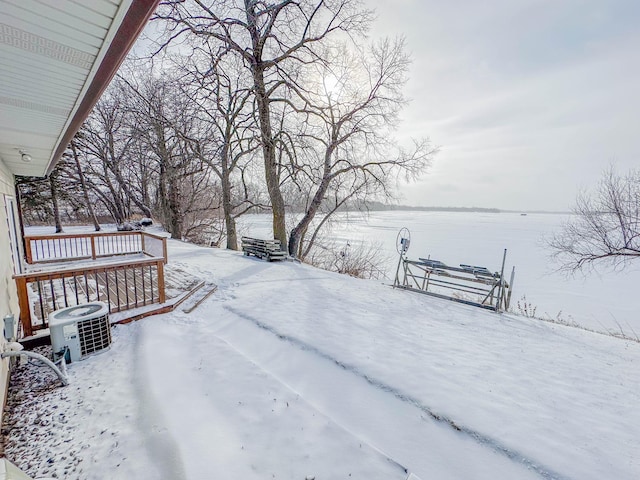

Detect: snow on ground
4,238,640,479
239,211,640,337
3,338,161,479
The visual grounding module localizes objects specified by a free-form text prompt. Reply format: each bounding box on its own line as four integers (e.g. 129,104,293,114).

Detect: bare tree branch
548,167,640,272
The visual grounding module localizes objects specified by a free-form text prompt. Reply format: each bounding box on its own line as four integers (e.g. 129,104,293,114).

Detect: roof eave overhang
45,0,160,176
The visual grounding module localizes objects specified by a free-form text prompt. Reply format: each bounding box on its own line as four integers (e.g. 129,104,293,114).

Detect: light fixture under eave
19,150,32,163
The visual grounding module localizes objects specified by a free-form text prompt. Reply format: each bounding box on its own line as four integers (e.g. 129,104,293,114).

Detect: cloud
369,0,640,209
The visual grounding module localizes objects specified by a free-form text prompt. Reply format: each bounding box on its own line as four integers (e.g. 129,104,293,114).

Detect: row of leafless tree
19,0,437,260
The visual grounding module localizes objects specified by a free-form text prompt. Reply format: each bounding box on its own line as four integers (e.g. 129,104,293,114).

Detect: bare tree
48,169,64,233
119,70,215,240
76,89,152,223
155,0,373,248
28,139,103,229
16,173,69,229
549,168,640,271
284,39,436,257
67,139,101,231
177,49,265,249
15,176,53,224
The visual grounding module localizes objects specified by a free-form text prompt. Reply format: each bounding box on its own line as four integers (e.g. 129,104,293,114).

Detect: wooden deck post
90,235,97,260
162,237,168,264
157,260,166,303
24,238,33,264
14,277,33,337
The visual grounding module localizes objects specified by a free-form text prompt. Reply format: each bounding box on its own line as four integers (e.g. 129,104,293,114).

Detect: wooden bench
241,237,288,262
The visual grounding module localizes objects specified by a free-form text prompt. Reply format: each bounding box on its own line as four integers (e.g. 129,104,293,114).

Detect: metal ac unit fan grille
78,314,111,357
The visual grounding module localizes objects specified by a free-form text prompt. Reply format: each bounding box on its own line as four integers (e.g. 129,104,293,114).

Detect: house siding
0,156,19,425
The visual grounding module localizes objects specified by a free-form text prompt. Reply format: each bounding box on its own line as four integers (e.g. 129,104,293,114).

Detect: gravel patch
1,326,154,480
2,346,84,479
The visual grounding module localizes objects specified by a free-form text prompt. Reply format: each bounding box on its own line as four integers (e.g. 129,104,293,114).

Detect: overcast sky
367,0,640,210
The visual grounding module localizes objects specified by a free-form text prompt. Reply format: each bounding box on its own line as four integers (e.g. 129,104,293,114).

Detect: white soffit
0,0,134,177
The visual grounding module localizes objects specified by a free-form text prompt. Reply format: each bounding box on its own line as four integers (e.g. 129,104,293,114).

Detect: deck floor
26,260,201,328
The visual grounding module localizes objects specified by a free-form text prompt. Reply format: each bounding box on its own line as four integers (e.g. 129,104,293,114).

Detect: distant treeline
361,202,501,213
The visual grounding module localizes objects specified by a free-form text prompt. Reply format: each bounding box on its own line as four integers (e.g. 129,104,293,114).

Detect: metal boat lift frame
393,249,514,312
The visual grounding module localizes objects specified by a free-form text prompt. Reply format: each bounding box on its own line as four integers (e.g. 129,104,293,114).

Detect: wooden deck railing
15,257,166,337
24,231,167,264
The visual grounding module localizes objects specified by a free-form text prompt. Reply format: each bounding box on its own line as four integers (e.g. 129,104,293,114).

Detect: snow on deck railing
24,231,167,265
14,256,166,338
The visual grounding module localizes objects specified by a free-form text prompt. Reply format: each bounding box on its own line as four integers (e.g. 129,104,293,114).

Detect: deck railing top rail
24,231,167,265
15,255,166,281
24,230,162,240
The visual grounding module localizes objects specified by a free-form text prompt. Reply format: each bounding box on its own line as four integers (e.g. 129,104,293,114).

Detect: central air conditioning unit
49,302,111,362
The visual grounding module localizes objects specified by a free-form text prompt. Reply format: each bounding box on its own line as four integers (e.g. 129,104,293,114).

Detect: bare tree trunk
300,195,353,260
222,191,238,250
103,125,152,219
100,159,127,224
288,146,335,255
256,75,286,248
49,172,63,233
157,152,171,235
246,24,287,248
153,121,183,240
70,141,101,231
220,154,238,250
108,161,153,219
167,170,183,239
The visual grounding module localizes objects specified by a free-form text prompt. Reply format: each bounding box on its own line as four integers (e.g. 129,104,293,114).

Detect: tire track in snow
144,316,410,479
134,323,189,480
224,305,572,480
207,330,411,478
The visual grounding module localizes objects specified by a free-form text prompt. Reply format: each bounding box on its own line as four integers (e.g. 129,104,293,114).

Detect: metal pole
495,249,507,312
506,266,516,310
393,252,404,287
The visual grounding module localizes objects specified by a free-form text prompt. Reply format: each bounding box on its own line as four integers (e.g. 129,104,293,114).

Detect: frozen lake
240,211,640,337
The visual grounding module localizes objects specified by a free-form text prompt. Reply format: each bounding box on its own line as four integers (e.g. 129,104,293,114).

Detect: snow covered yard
3,239,640,479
